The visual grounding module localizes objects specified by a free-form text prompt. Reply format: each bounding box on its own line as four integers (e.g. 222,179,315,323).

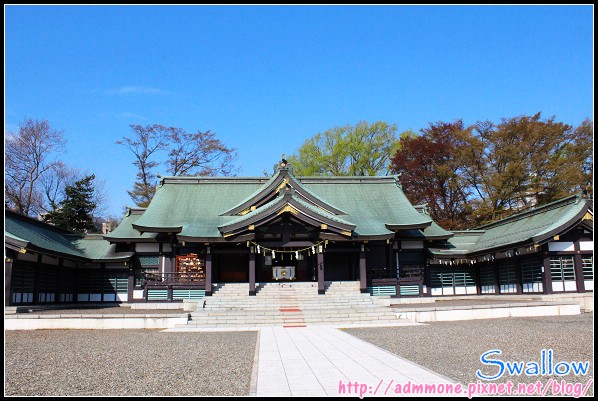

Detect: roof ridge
475,193,582,230
159,176,271,184
298,175,399,183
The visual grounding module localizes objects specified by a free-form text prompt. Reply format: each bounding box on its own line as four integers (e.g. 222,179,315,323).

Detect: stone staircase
182,281,402,328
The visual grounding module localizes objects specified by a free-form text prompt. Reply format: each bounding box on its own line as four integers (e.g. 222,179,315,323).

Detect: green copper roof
428,194,592,258
399,205,453,240
218,189,355,235
69,235,132,261
130,173,432,240
104,207,157,241
133,177,269,238
428,231,484,257
470,194,591,253
221,168,347,216
6,211,87,259
5,210,132,262
299,176,432,236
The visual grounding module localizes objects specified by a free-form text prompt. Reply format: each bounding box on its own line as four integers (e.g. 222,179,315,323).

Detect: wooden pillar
55,258,63,304
474,262,481,295
205,248,213,296
100,263,106,302
317,248,325,295
515,258,523,294
359,244,367,293
33,253,42,304
73,267,79,303
573,241,585,293
5,254,14,307
127,263,135,303
541,245,553,294
493,260,500,295
423,262,431,296
249,248,256,296
386,243,393,271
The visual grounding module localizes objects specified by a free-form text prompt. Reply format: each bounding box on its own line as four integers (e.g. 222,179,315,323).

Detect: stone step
188,315,398,323
190,311,395,318
183,281,392,328
180,319,402,328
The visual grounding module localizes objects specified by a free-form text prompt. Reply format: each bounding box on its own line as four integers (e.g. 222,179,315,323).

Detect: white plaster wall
548,242,575,252
401,241,424,249
579,241,594,251
584,280,593,291
136,243,160,253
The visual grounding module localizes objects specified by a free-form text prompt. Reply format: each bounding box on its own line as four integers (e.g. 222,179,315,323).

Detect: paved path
255,326,455,397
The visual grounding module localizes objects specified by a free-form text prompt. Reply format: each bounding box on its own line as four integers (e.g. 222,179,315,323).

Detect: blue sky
5,5,594,217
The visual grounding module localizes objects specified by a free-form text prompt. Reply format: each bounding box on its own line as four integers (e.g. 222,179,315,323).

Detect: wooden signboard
176,253,205,280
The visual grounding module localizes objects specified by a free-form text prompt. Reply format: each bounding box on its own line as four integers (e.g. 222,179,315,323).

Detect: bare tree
116,124,168,207
118,124,238,207
40,162,78,214
5,118,66,217
166,128,238,177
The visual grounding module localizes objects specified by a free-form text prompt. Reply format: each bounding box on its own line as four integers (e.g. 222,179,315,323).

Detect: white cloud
121,112,146,120
108,86,166,95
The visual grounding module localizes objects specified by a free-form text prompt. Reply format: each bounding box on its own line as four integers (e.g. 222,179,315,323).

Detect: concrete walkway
254,326,455,397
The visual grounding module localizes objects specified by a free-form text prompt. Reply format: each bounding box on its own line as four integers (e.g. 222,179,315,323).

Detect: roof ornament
274,153,293,173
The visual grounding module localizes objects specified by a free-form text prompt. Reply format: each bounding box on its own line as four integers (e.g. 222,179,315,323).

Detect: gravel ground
346,313,594,397
28,307,185,315
5,330,257,396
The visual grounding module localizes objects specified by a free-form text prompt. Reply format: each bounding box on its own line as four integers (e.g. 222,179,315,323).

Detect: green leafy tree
393,113,594,228
45,175,98,233
288,121,399,176
464,113,593,224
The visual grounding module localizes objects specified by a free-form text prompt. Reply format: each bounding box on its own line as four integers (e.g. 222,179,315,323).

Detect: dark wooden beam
573,241,586,293
205,251,213,296
317,251,325,295
541,245,553,294
249,250,256,296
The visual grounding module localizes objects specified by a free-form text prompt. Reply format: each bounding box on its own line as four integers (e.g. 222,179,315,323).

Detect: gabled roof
5,210,132,262
218,188,356,237
128,170,433,241
104,207,158,242
470,194,592,254
221,167,347,216
427,194,593,259
398,204,454,240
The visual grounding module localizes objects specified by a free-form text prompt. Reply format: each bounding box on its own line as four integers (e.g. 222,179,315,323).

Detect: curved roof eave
218,193,356,235
531,205,591,245
386,221,433,231
132,224,183,234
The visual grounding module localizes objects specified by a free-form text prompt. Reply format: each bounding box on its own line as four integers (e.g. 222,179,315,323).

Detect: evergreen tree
45,175,98,233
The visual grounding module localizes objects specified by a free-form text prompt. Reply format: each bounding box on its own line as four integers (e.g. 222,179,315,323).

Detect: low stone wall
130,300,202,311
540,293,594,312
396,303,581,323
5,313,189,330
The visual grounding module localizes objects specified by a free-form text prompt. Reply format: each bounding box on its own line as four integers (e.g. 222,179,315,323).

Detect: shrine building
4,160,594,305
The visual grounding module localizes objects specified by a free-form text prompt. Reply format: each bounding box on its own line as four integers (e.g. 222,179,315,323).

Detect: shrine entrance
214,253,249,282
257,251,317,282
